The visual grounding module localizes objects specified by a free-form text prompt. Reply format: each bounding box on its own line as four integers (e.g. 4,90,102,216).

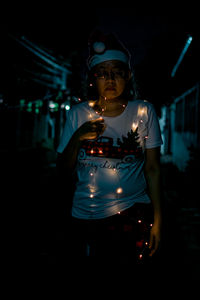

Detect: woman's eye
94,72,105,78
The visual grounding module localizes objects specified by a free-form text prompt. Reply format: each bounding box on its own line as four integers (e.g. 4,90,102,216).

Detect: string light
116,187,123,194
86,100,150,232
137,105,147,117
132,122,138,131
88,101,95,107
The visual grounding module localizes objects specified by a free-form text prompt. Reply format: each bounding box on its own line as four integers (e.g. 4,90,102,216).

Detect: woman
56,31,163,265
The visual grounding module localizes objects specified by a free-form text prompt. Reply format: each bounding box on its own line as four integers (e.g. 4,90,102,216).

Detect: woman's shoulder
129,99,154,109
68,101,89,115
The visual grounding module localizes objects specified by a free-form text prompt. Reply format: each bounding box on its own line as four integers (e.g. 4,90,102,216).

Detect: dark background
1,7,200,282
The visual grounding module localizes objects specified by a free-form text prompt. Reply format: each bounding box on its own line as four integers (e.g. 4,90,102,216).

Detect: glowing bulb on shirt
116,187,123,194
88,101,95,107
137,105,147,117
132,122,138,131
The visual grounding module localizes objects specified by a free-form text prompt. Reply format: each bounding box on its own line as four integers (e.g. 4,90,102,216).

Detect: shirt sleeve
145,103,163,149
56,110,75,154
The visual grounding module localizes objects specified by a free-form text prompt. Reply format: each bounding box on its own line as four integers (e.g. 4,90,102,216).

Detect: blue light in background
171,35,193,78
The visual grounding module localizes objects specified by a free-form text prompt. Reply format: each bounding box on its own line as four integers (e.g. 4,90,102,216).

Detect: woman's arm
56,118,106,175
144,147,162,257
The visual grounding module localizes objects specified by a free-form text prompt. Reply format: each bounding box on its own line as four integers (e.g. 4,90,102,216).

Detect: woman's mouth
105,87,116,91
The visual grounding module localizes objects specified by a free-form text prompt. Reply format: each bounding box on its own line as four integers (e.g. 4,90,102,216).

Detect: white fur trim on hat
88,49,130,69
93,42,106,53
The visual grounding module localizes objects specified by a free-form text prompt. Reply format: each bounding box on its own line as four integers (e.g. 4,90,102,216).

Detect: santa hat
87,30,131,70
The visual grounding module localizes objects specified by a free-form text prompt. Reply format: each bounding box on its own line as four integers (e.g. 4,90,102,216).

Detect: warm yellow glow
132,122,138,131
90,194,94,198
88,101,95,107
91,149,94,154
116,187,123,194
137,105,147,117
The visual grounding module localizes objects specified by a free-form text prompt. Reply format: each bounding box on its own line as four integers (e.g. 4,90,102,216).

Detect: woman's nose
105,72,115,80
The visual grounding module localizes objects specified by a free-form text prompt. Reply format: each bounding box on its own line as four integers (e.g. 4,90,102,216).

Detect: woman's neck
94,97,128,117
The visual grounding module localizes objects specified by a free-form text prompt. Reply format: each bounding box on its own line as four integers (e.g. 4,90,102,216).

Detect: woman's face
93,60,130,101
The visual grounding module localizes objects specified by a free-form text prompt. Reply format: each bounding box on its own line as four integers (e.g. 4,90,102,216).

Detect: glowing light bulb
139,254,143,259
91,149,94,154
137,106,147,117
88,101,95,107
90,194,94,198
117,211,121,214
65,105,70,111
138,219,142,223
90,172,94,176
132,122,138,131
116,187,123,194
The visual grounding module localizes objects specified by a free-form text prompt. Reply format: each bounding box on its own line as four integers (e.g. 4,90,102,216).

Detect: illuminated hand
78,118,106,141
149,219,162,257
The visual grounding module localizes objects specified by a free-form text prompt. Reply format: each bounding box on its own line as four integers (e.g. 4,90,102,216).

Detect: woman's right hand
76,118,106,141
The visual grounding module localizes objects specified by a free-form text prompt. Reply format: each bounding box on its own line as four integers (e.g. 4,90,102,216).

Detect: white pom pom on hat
93,42,106,54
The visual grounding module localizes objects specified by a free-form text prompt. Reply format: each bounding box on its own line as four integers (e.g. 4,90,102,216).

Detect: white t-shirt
57,99,163,219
